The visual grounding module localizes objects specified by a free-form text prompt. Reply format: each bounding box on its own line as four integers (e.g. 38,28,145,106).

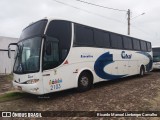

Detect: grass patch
0,92,25,102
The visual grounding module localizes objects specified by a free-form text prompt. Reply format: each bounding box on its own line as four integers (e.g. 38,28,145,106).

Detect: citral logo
121,51,132,59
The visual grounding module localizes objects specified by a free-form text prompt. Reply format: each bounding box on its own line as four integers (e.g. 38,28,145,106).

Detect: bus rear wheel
77,71,93,92
139,66,145,77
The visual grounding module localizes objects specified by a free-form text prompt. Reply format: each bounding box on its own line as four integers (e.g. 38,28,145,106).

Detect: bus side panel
42,47,152,94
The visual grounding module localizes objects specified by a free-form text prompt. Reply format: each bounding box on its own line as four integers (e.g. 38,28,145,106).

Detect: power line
50,0,153,38
130,24,153,38
51,0,126,24
75,0,127,12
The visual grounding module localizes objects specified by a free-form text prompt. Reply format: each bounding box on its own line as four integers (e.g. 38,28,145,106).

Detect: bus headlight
26,79,39,84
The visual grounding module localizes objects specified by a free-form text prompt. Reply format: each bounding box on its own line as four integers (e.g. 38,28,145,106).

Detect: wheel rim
141,69,144,75
80,76,89,87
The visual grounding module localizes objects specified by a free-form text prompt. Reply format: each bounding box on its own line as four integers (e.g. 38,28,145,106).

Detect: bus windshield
153,48,160,62
153,56,160,62
13,37,42,74
13,19,47,74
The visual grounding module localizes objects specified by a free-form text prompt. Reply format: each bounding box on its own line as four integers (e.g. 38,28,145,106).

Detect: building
0,36,18,74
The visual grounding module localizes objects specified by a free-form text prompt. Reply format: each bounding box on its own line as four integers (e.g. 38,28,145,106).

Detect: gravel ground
0,75,14,94
0,70,160,120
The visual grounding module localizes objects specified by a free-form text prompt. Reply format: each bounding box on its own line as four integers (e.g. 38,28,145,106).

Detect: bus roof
24,17,151,44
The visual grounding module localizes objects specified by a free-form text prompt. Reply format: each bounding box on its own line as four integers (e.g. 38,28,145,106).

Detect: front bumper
12,81,43,95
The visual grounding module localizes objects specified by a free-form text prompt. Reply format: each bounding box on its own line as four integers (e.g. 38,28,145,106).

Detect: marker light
64,60,69,64
26,79,39,84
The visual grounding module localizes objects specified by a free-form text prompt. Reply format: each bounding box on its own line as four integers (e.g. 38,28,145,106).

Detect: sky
0,0,160,46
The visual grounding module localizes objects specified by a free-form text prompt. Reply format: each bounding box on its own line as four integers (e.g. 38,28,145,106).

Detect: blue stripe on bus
136,52,153,72
94,52,126,80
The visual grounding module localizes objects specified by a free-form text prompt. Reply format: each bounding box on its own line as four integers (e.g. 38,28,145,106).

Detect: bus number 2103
50,84,61,90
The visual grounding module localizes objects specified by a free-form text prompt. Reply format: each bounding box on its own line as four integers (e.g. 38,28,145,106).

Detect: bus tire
139,66,145,77
77,71,93,92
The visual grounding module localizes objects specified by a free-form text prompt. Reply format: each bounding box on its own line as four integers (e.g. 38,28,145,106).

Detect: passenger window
147,42,152,52
74,24,94,46
133,39,140,50
140,41,147,51
110,33,123,49
94,30,110,48
123,37,133,50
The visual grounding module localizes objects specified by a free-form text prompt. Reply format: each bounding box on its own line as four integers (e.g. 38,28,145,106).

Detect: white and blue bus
8,18,153,95
152,47,160,70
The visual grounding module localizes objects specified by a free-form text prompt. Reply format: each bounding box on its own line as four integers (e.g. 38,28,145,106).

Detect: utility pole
127,9,131,35
127,10,145,35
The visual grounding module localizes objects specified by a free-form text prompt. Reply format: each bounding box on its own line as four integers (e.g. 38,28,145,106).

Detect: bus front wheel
77,71,93,92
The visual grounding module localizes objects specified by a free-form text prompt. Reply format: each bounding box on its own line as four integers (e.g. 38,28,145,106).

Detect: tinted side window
46,20,71,51
43,38,59,70
74,24,94,46
147,42,152,52
140,41,147,51
110,33,123,49
123,37,133,50
94,30,110,48
133,39,140,50
46,20,71,66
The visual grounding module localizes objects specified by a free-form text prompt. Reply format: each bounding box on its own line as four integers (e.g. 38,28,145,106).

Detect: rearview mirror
8,43,18,58
8,47,11,58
